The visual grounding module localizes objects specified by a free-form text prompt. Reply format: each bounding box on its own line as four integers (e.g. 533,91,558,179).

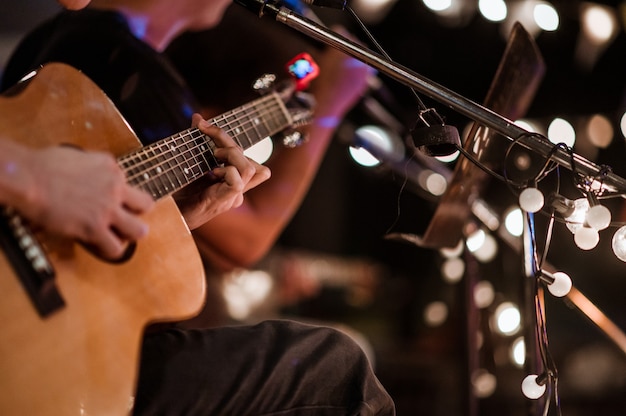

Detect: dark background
2,1,626,415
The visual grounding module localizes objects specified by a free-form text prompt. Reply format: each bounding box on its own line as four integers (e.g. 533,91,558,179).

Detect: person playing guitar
0,0,394,415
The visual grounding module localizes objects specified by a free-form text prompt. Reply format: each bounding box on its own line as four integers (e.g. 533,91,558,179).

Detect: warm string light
338,9,625,405
537,270,572,298
517,183,619,253
306,1,625,410
611,226,626,261
518,186,544,213
429,185,577,405
521,373,547,399
504,131,626,411
518,267,571,401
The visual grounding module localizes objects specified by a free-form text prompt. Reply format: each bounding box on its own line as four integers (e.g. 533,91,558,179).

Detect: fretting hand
173,114,271,230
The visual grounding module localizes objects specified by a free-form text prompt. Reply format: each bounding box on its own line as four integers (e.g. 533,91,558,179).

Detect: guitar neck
118,92,291,200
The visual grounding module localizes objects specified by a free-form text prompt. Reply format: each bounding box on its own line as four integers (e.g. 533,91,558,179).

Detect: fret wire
219,101,288,147
121,129,212,191
124,148,160,197
258,101,277,140
125,137,229,197
149,140,175,195
240,106,256,148
142,147,164,197
214,94,287,141
163,131,207,185
127,132,217,195
204,99,286,150
123,129,197,178
122,122,243,187
189,129,213,180
214,94,276,126
248,104,264,143
158,139,185,190
119,94,292,198
167,130,194,198
263,102,289,133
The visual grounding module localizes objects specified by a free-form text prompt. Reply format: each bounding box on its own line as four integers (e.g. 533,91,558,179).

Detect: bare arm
191,46,374,271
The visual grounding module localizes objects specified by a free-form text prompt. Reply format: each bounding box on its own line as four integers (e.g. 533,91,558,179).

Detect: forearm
192,47,372,271
192,120,336,271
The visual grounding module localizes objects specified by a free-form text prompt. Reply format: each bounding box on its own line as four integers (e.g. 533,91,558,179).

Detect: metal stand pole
234,0,626,193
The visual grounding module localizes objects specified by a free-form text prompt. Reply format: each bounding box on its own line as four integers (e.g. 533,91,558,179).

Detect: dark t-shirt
1,9,199,145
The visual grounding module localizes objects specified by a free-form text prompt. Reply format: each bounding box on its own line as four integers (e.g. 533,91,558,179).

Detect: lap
132,320,395,415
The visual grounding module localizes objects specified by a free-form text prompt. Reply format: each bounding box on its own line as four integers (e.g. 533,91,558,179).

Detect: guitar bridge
0,206,65,317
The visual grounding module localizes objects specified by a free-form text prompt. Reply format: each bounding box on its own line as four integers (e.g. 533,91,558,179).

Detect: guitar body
0,63,205,415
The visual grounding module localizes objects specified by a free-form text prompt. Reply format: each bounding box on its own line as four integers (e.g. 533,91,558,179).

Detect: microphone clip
409,108,461,157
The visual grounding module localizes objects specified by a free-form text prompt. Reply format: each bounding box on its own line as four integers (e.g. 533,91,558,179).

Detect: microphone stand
234,0,626,193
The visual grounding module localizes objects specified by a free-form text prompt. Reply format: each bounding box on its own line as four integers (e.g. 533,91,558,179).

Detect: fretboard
118,92,291,200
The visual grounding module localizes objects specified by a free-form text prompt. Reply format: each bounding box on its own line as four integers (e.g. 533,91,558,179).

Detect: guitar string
122,93,280,171
126,98,288,184
123,105,284,197
120,94,284,181
120,96,290,198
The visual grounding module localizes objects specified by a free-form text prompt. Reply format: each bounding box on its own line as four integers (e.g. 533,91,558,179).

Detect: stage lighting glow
423,0,452,12
466,229,486,253
349,146,381,167
472,369,497,398
586,114,613,148
441,257,465,283
494,302,521,335
478,0,507,22
435,150,460,163
440,239,464,258
353,125,404,164
504,207,524,237
533,2,559,31
511,337,525,367
501,0,541,39
352,0,398,25
547,117,575,148
611,226,626,262
424,301,448,327
474,280,495,309
473,233,498,262
514,118,540,133
419,170,447,196
582,4,616,43
223,270,274,320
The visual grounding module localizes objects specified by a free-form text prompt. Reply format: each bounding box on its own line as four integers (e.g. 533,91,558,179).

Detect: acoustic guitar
0,62,311,415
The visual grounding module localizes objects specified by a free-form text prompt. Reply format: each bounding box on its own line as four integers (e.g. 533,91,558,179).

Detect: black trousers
133,320,395,415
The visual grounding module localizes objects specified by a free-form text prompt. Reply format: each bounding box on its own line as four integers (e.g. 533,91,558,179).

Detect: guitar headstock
251,53,320,148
